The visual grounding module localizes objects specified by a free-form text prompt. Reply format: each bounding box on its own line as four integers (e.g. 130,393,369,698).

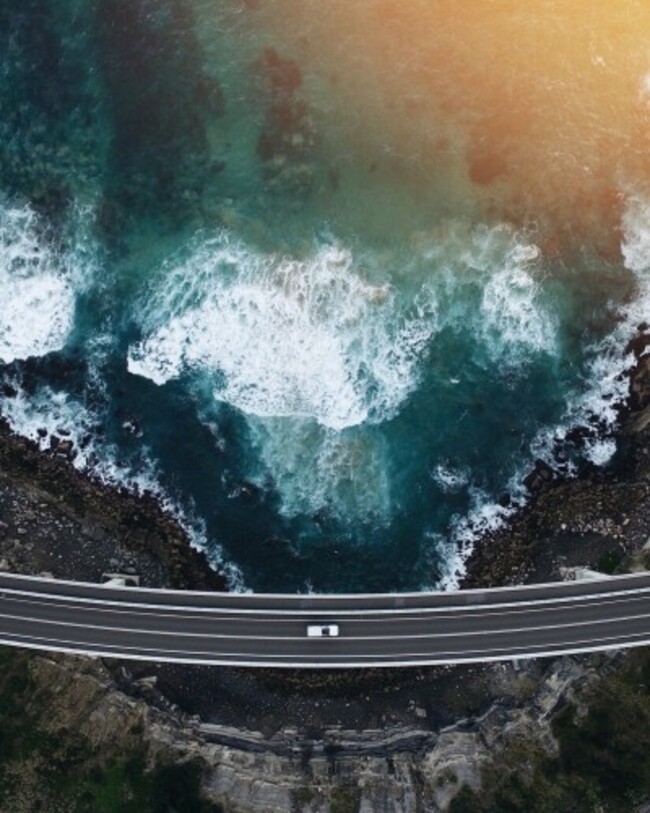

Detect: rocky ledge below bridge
1,639,648,812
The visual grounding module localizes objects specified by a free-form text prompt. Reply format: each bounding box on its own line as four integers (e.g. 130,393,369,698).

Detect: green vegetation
329,786,360,813
294,786,317,805
0,649,220,813
596,548,625,575
450,650,650,813
49,757,219,813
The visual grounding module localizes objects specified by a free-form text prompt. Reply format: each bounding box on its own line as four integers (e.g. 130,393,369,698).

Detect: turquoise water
0,1,648,591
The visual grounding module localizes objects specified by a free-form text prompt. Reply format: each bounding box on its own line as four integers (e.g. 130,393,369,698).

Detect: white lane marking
0,629,648,666
0,581,649,616
0,608,648,642
1,591,649,627
2,570,647,599
0,636,646,668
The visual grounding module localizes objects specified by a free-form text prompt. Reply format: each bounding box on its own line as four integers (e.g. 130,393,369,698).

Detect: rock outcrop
11,649,613,813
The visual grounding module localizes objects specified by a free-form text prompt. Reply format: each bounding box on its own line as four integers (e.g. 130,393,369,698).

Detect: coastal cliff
0,644,647,812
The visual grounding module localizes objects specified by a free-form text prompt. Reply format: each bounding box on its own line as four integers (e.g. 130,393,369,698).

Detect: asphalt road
0,571,649,667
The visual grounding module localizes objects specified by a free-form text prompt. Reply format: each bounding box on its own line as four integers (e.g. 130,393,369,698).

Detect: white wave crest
432,462,470,493
128,224,561,523
0,203,78,364
128,233,439,431
479,243,556,361
528,193,650,473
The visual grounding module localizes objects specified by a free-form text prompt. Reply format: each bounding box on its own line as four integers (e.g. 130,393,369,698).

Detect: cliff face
2,646,643,813
128,652,650,813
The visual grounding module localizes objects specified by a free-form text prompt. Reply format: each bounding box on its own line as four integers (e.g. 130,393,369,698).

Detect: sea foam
479,244,556,362
442,193,650,589
532,192,650,469
0,203,77,364
128,232,439,431
127,224,561,524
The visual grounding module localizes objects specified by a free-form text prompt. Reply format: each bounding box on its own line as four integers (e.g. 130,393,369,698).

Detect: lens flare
196,0,650,249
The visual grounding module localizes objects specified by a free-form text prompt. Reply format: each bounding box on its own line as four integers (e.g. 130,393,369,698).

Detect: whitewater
0,1,649,592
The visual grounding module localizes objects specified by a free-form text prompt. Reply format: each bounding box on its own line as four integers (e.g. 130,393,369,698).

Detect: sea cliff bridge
0,571,649,668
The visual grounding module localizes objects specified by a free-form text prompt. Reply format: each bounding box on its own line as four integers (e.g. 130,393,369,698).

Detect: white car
306,624,340,638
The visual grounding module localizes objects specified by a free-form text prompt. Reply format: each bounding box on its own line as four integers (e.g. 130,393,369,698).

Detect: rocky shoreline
462,322,650,590
3,325,650,599
0,415,226,592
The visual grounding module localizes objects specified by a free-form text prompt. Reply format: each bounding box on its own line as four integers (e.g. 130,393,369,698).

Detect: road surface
0,571,648,668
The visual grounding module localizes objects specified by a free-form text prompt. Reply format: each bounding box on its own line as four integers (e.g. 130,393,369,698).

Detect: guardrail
0,571,648,667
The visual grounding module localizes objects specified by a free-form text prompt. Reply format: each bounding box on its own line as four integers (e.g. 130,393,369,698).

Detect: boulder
523,460,554,493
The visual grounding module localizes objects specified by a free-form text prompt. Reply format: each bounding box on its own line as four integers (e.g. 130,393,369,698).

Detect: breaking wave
126,223,563,525
128,232,439,431
0,203,79,364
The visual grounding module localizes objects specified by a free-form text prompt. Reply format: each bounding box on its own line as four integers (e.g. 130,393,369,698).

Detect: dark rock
625,333,650,358
587,413,608,433
630,356,650,411
57,439,74,459
1,383,18,398
498,493,511,508
565,425,591,446
0,414,227,591
625,404,650,435
523,460,554,493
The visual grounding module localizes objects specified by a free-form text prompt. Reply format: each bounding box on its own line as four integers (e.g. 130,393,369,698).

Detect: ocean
0,0,649,592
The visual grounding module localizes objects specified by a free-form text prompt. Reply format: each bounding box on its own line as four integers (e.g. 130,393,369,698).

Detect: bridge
0,571,649,668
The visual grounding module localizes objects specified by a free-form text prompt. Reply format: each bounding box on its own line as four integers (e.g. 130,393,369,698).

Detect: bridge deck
0,572,648,667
